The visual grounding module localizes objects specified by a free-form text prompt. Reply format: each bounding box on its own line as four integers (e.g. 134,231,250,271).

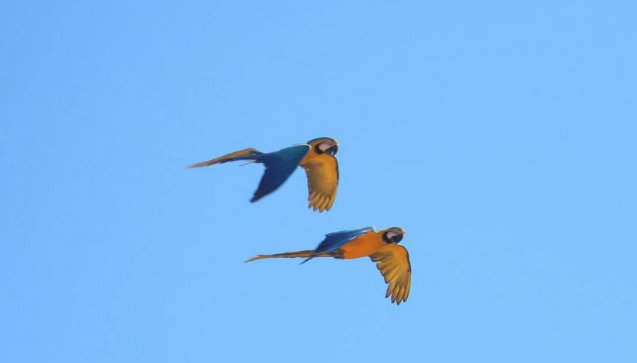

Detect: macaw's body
247,227,412,305
188,137,339,212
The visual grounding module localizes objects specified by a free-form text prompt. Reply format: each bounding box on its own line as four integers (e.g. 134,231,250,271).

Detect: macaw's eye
384,230,404,244
326,145,338,156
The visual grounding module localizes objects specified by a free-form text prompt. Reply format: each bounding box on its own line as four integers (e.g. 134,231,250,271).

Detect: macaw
188,137,339,212
247,227,411,305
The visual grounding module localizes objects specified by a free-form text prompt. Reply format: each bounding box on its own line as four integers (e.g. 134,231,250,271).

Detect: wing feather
370,244,412,305
251,145,310,202
302,154,339,212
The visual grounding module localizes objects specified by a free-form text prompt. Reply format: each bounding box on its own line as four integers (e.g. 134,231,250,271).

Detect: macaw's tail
187,148,262,169
245,250,331,263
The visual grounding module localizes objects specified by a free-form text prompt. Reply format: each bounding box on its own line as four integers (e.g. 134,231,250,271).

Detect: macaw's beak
326,144,338,156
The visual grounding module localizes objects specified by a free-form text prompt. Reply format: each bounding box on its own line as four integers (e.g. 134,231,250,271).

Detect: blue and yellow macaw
188,137,339,212
247,227,411,304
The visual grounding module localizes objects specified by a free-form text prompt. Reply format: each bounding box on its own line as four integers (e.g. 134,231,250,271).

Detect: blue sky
2,1,636,362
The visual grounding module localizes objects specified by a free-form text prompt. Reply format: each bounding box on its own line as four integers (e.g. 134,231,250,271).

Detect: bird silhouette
247,226,411,305
188,137,339,212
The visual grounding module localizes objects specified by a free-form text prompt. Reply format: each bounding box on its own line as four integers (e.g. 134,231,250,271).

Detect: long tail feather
187,148,261,169
245,250,331,262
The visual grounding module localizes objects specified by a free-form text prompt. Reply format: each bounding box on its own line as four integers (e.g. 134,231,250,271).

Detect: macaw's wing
370,244,412,305
301,226,374,264
251,145,310,203
315,227,375,254
302,154,339,212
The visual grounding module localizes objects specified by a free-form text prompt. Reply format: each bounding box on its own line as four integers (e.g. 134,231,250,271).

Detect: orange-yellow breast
340,232,387,259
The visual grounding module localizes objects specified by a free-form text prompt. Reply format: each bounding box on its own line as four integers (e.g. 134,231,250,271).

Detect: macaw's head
307,137,339,156
382,227,406,244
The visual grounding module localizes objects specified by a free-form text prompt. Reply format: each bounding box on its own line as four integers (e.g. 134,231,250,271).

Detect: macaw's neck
300,149,325,166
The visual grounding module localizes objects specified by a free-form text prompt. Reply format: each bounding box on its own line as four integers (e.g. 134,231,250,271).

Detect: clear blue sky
2,1,636,362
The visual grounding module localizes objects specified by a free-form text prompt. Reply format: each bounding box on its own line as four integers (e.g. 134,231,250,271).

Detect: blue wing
301,226,375,264
250,145,310,202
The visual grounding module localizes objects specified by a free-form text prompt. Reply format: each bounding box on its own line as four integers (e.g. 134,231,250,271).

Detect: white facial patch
318,141,334,152
386,230,401,240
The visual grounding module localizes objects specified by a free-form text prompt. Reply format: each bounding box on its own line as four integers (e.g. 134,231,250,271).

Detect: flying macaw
188,137,339,212
247,227,411,305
